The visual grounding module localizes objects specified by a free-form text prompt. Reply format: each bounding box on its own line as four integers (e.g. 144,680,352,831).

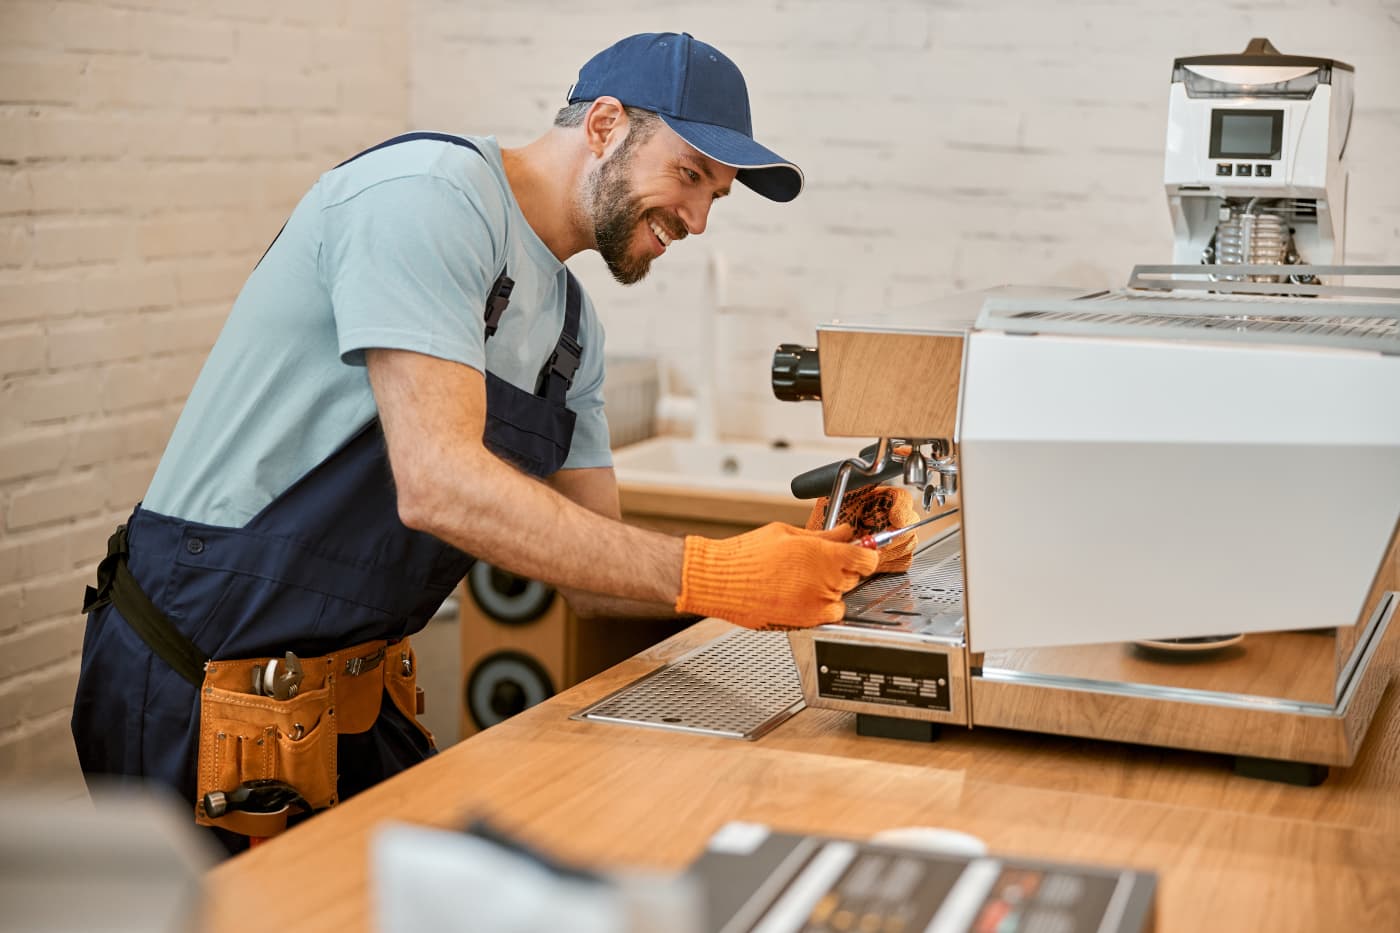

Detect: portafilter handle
820,439,899,530
789,442,904,500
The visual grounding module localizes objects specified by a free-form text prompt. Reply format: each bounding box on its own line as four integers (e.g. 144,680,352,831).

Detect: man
74,32,896,851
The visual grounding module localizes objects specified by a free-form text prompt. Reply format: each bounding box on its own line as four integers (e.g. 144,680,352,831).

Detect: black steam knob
772,344,821,401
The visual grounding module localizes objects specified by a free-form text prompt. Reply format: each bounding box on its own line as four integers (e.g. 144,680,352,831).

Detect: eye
682,168,700,184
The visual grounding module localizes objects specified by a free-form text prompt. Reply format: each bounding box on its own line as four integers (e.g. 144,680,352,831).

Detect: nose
677,195,713,236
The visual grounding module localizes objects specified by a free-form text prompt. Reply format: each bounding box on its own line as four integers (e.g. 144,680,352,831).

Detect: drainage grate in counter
571,629,803,740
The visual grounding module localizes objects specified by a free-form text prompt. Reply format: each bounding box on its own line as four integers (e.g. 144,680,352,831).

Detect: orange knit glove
807,485,921,574
676,523,880,630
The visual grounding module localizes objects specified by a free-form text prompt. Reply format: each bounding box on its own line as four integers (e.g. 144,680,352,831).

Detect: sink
612,436,857,497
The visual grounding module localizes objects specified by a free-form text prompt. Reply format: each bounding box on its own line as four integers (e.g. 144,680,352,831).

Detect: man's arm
368,348,686,604
546,466,694,621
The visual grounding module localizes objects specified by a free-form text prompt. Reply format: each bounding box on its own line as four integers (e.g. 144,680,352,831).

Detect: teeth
649,221,672,247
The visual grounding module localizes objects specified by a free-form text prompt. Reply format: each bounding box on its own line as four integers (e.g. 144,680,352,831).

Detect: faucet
690,249,724,445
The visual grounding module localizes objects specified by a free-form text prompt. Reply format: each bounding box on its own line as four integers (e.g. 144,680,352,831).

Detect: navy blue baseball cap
567,32,804,203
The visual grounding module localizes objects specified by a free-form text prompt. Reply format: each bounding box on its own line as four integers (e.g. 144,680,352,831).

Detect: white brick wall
0,0,410,786
2,0,1398,787
411,0,1400,442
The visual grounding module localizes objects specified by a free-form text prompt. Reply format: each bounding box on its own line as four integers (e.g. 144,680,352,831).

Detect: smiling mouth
648,219,673,248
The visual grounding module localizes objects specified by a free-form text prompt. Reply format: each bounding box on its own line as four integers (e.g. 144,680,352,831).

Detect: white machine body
958,327,1400,652
1164,40,1354,275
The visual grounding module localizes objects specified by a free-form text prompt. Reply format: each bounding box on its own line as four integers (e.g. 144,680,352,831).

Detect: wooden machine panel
817,329,964,439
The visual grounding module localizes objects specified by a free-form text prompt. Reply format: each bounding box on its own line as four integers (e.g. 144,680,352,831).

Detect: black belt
84,525,208,686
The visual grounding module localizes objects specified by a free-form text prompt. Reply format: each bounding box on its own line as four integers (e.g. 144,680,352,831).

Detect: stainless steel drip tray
571,629,804,740
841,530,967,642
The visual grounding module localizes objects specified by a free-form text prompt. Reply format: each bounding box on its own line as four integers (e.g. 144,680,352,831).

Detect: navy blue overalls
72,134,583,851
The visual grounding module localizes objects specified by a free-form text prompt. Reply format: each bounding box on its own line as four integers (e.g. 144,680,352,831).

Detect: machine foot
1232,755,1329,787
856,714,941,743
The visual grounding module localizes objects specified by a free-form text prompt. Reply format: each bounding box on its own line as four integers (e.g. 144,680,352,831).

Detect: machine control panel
815,640,953,712
1215,162,1273,177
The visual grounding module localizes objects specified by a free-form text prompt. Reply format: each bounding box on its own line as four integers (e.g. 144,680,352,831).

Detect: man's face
586,120,738,285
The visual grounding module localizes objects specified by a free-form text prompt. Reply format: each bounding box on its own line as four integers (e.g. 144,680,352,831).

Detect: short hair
554,101,662,145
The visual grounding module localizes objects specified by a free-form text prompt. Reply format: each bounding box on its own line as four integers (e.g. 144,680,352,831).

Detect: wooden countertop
206,619,1400,932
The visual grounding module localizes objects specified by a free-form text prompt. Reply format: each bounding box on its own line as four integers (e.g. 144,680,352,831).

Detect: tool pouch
331,638,432,746
195,657,338,830
384,642,433,747
193,637,432,832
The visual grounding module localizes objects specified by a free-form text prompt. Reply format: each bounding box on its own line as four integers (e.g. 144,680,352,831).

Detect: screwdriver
855,507,960,549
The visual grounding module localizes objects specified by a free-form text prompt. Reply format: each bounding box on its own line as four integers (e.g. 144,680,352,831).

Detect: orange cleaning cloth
807,485,921,574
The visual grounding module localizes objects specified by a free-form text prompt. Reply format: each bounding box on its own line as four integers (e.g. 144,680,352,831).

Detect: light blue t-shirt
144,136,611,528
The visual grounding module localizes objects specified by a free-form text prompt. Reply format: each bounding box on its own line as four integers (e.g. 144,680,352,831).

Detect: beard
587,134,665,285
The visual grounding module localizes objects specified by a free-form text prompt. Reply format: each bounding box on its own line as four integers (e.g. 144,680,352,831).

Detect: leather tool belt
195,638,429,837
84,524,432,838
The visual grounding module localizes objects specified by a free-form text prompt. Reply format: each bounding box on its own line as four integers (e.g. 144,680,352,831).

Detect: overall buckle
538,333,583,394
484,273,515,339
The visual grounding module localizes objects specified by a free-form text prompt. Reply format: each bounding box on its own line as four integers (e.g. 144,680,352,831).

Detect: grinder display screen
1209,109,1283,159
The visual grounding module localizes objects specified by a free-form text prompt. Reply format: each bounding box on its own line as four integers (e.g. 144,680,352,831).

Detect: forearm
368,350,686,605
545,468,690,620
558,587,694,621
420,455,684,604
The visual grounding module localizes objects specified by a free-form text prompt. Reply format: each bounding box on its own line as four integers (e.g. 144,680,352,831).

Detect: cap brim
657,114,804,203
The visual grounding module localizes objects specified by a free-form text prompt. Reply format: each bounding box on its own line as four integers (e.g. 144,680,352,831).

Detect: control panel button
1216,163,1233,176
1237,164,1253,176
1257,164,1272,177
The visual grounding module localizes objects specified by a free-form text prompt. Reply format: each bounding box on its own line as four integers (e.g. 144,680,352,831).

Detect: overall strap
333,131,483,168
258,131,577,399
335,132,518,347
534,269,584,404
254,132,494,271
83,525,207,686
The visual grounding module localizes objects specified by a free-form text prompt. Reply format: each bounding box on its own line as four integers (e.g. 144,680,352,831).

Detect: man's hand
806,485,921,574
675,523,879,630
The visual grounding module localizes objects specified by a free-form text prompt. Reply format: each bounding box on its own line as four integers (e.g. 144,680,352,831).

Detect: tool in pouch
855,507,960,550
250,650,304,700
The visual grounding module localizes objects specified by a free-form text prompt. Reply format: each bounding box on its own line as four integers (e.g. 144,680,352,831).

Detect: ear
582,97,628,159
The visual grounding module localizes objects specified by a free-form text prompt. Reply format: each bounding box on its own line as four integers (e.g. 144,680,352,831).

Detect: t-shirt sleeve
560,291,613,470
319,173,502,368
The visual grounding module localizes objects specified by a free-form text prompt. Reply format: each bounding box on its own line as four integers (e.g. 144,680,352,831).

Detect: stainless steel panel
843,532,966,639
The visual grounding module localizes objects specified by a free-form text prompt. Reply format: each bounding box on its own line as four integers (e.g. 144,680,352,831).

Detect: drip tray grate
571,629,803,740
843,533,966,637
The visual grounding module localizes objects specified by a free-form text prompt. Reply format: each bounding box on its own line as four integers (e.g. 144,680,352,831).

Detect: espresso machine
775,41,1400,785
